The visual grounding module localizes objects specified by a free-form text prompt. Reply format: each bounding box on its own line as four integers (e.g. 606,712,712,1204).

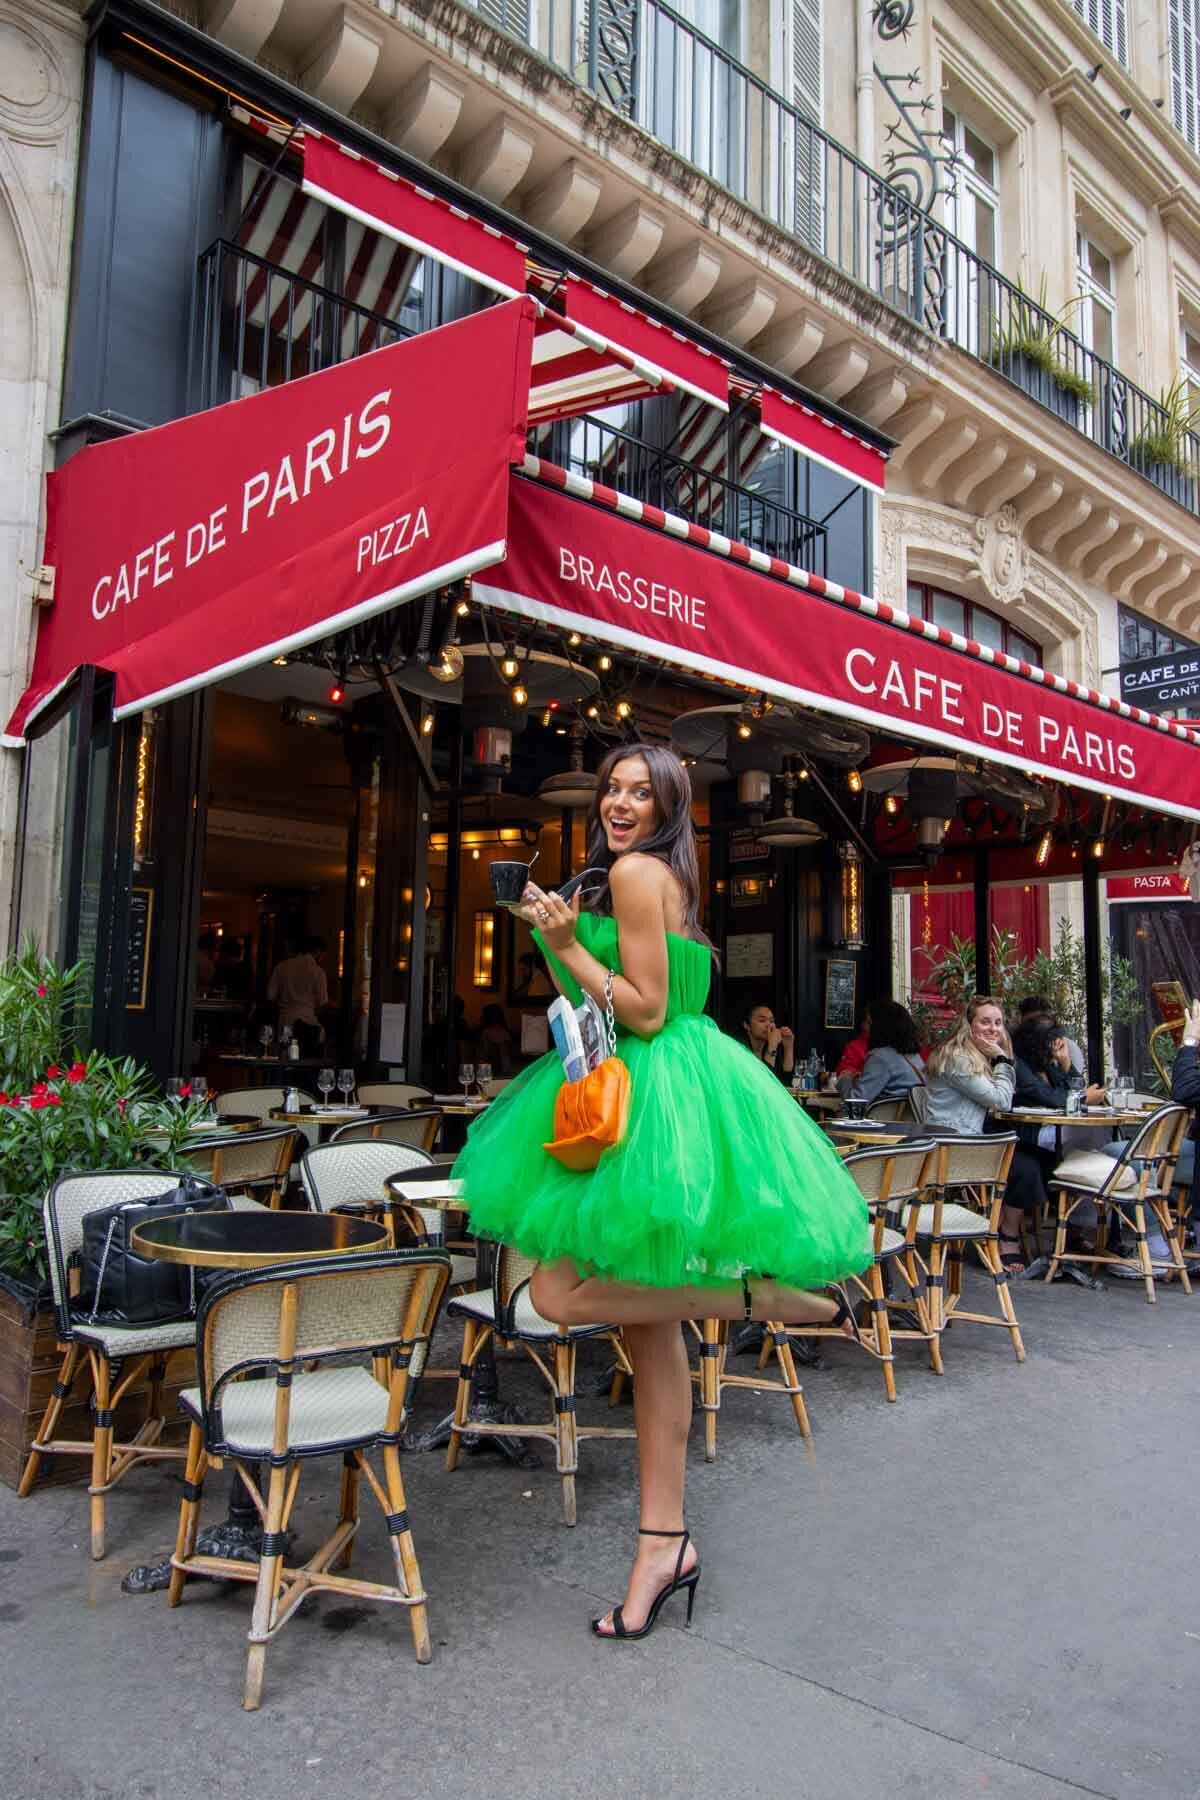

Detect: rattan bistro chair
216,1086,318,1121
865,1097,912,1123
18,1170,193,1558
446,1243,634,1525
167,1248,450,1711
787,1142,939,1399
301,1141,477,1296
689,1309,813,1463
183,1127,300,1210
330,1108,442,1153
356,1083,432,1108
900,1134,1024,1363
1047,1103,1191,1302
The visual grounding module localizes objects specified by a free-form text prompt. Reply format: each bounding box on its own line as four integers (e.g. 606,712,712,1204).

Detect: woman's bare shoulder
608,853,670,898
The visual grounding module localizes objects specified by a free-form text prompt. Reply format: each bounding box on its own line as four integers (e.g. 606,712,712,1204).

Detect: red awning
758,387,887,494
472,461,1200,822
301,130,527,298
5,300,536,741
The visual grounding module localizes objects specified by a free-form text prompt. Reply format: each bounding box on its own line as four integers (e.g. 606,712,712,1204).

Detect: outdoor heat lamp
725,718,784,812
907,763,960,864
461,657,525,792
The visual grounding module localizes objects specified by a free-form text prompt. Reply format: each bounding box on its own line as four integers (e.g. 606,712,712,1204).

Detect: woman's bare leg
530,1260,844,1331
594,1321,696,1637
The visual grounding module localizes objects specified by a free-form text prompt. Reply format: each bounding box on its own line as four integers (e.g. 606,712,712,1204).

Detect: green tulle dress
454,913,871,1290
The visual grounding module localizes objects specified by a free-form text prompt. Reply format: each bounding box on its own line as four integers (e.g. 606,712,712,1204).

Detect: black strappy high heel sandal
828,1282,866,1344
591,1529,702,1641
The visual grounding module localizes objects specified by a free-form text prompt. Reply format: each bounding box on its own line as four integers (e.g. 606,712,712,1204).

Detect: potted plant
987,276,1096,425
1127,378,1200,508
0,947,205,1489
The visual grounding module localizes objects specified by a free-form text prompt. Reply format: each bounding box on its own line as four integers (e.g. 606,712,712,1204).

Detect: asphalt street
1,1266,1197,1800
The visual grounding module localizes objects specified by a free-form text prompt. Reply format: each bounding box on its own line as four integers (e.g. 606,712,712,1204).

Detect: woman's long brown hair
583,743,710,944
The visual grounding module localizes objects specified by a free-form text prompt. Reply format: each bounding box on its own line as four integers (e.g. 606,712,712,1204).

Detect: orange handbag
544,973,630,1172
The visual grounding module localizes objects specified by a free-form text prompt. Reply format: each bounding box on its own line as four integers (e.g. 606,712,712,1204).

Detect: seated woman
739,1001,795,1083
924,995,1016,1134
839,999,925,1108
834,1005,872,1082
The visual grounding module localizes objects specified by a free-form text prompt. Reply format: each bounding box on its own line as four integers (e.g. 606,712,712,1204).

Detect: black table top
130,1210,389,1268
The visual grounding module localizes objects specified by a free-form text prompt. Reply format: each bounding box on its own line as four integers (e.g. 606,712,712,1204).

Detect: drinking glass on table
318,1066,335,1108
191,1075,209,1115
165,1076,184,1103
475,1061,493,1097
458,1062,476,1102
337,1068,355,1108
258,1023,274,1058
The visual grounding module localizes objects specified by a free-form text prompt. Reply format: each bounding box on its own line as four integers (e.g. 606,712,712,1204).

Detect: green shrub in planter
0,947,204,1284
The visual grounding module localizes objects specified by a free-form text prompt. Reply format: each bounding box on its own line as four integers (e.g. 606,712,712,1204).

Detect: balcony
196,238,825,572
468,0,1200,519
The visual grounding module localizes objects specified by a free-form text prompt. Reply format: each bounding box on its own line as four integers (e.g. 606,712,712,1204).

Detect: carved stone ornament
971,504,1025,605
877,498,1099,685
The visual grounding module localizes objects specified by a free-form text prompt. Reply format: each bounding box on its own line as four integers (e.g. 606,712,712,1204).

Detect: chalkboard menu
125,887,154,1012
824,958,857,1030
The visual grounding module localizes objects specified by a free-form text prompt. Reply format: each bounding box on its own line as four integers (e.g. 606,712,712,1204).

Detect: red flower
29,1095,47,1110
67,1062,86,1083
45,1065,61,1080
31,1082,47,1097
47,1094,61,1107
0,1093,8,1106
36,985,47,997
116,1097,128,1113
179,1083,192,1099
8,1095,20,1107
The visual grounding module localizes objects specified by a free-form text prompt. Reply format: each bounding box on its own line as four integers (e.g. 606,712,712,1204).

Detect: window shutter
790,0,824,249
1170,0,1200,154
467,0,533,44
1070,0,1129,69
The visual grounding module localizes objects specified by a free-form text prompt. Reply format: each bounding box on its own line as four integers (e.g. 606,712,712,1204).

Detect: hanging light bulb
598,653,613,673
585,703,600,719
1035,828,1053,867
500,654,521,681
615,698,633,720
455,598,470,618
328,680,345,705
420,712,435,737
884,794,899,815
567,632,582,648
511,683,529,708
540,708,552,728
847,768,863,794
1090,837,1105,859
430,643,464,684
737,720,753,740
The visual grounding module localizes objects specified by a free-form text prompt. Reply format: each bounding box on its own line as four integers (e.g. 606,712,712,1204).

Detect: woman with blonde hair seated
925,995,1035,1264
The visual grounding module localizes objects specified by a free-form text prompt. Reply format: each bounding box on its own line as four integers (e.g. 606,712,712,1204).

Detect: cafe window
906,583,1042,666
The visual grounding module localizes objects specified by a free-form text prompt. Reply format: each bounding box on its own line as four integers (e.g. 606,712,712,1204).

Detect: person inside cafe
834,1005,873,1082
740,1001,795,1082
837,999,925,1108
477,1002,515,1077
266,934,329,1058
1016,994,1084,1075
924,994,1016,1135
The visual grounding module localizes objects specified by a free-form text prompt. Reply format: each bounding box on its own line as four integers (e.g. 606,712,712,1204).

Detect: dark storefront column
1082,857,1105,1077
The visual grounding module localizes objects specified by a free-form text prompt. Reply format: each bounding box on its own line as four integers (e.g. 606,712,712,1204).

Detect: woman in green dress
455,745,870,1640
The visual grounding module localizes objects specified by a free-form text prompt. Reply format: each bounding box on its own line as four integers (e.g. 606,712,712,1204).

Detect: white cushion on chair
877,1226,907,1258
71,1318,196,1356
1050,1151,1137,1194
449,1253,477,1286
909,1202,991,1238
179,1365,390,1455
446,1286,611,1341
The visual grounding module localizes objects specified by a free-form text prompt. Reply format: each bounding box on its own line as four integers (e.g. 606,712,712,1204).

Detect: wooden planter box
0,1274,194,1492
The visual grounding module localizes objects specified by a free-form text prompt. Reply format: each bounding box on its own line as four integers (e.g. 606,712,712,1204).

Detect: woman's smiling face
599,755,658,855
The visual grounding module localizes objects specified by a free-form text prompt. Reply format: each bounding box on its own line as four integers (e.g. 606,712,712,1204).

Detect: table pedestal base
122,1464,294,1594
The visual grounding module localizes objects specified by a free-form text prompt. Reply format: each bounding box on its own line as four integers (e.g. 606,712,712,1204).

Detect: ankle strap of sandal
638,1527,687,1537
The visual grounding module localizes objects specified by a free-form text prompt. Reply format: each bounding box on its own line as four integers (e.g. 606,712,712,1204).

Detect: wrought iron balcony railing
196,238,825,569
468,0,1200,516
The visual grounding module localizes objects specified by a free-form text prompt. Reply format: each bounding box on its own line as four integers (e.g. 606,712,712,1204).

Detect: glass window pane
1119,612,1140,660
963,125,996,186
1089,243,1113,290
971,609,1004,650
973,196,997,265
931,591,966,633
1137,620,1155,659
1091,297,1114,361
907,583,927,618
1008,630,1040,664
943,105,958,139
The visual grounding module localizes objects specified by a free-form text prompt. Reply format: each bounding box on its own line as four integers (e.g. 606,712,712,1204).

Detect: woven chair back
865,1097,909,1122
197,1251,451,1420
931,1133,1016,1190
356,1083,433,1108
844,1142,933,1209
1119,1104,1190,1198
301,1140,432,1213
216,1087,317,1121
329,1109,442,1151
493,1243,540,1333
44,1168,177,1331
184,1126,298,1192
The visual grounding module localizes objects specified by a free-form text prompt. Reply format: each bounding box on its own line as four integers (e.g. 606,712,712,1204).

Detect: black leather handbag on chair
75,1174,230,1326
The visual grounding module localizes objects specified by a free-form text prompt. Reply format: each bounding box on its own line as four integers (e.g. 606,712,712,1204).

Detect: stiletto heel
591,1528,701,1641
828,1282,865,1344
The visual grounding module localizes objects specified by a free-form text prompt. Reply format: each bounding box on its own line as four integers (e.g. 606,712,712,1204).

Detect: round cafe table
120,1209,387,1595
268,1104,374,1143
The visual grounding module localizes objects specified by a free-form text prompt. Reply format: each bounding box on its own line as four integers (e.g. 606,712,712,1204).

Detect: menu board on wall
125,887,154,1012
824,958,857,1030
725,932,774,979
